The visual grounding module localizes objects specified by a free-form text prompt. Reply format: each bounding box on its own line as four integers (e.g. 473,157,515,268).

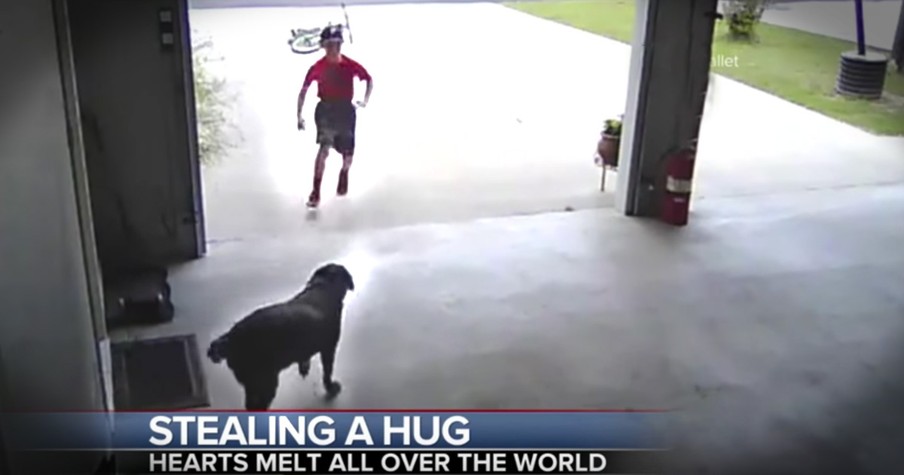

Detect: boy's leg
308,145,329,207
335,104,357,196
336,139,354,196
337,154,352,195
309,101,334,207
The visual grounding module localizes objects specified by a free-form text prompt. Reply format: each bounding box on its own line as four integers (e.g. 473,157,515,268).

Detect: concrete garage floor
114,184,904,472
112,2,904,472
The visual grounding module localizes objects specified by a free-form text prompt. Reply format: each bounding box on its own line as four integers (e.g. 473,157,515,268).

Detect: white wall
0,0,106,466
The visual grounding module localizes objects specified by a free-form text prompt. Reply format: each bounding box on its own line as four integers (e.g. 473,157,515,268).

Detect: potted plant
596,116,622,168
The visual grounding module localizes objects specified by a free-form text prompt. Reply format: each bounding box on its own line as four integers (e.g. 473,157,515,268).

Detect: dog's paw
324,381,342,400
298,360,311,378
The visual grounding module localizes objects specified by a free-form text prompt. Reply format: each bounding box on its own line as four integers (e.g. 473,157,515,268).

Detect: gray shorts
314,100,356,155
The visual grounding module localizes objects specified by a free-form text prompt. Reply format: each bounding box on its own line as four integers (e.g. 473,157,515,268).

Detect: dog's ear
329,264,354,291
339,266,355,291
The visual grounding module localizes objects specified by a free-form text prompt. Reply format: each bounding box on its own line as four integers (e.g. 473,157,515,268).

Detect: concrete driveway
191,1,904,242
193,2,620,242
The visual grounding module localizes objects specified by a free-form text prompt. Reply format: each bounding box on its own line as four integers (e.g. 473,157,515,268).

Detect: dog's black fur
207,263,355,410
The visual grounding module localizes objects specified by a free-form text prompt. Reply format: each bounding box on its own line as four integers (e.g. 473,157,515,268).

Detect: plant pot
597,133,620,168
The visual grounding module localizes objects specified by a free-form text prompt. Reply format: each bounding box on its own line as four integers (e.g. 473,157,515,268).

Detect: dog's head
309,263,355,292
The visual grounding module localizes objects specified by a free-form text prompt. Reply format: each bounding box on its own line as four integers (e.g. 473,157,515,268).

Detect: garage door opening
188,0,630,242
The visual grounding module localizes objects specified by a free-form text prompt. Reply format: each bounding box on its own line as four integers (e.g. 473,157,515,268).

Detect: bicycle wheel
288,28,322,54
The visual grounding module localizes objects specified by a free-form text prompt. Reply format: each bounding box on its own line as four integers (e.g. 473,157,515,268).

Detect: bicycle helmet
320,25,344,45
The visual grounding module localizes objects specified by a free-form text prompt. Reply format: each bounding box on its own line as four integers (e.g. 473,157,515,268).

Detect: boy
297,25,373,208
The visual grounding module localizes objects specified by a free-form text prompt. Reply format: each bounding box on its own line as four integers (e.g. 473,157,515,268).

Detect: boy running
297,25,373,208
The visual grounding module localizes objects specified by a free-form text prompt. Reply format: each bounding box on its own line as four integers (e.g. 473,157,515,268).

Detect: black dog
207,263,354,410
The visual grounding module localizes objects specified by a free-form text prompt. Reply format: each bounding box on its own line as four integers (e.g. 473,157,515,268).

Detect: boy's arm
360,77,373,107
297,65,318,126
355,62,373,107
297,85,309,123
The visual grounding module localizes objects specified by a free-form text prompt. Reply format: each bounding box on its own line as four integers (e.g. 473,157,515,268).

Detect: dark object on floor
207,263,355,410
111,334,209,410
104,267,175,329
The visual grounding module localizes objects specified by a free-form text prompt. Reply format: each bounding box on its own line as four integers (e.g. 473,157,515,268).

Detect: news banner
8,411,669,474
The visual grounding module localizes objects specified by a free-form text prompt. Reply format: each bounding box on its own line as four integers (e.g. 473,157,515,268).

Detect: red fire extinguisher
661,147,696,226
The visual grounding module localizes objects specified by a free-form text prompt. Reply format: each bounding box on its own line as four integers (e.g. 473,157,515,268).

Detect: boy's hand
297,116,305,130
355,100,367,109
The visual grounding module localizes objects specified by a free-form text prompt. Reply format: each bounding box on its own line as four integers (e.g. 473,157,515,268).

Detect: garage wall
0,0,105,413
0,0,107,468
67,0,204,273
0,0,111,473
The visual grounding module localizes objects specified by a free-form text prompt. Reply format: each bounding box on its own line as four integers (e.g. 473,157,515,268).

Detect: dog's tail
207,334,230,364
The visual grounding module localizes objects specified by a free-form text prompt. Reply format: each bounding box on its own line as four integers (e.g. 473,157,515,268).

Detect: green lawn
507,0,904,136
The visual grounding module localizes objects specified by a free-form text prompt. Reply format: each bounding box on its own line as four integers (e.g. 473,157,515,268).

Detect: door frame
175,0,207,258
52,0,113,417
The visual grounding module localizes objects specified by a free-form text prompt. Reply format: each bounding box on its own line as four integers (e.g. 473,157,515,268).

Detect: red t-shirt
303,55,371,101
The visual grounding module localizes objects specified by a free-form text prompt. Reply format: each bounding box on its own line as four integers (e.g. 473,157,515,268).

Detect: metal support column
615,0,719,219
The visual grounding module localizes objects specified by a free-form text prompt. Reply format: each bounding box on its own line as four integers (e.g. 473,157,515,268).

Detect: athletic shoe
306,190,320,208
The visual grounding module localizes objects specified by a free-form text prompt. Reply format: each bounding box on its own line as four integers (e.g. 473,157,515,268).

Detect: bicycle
287,2,354,55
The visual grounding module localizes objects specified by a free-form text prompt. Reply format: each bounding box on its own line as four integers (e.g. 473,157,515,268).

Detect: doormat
111,334,209,411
